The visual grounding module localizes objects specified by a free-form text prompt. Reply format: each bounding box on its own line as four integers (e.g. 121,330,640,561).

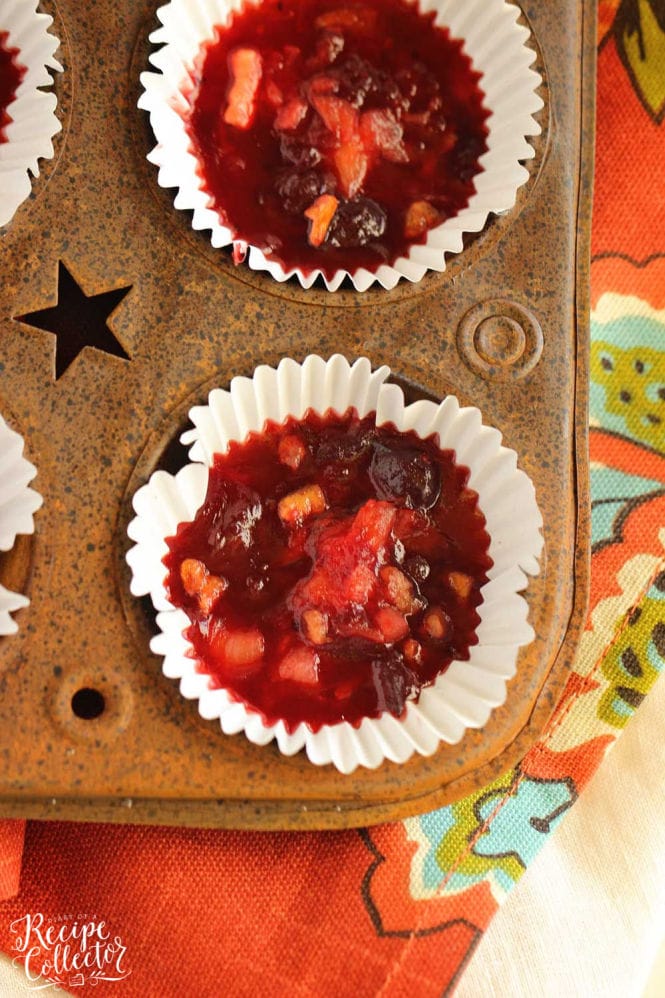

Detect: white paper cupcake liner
138,0,543,291
127,355,543,773
0,0,62,228
0,415,42,635
0,585,29,637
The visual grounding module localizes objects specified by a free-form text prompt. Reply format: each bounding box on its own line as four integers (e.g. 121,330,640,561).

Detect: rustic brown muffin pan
0,0,595,829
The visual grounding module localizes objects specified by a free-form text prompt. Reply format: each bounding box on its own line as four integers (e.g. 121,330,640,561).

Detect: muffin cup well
126,355,543,773
138,0,543,291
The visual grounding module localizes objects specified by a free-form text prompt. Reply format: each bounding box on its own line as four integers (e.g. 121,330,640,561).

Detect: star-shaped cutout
15,262,132,380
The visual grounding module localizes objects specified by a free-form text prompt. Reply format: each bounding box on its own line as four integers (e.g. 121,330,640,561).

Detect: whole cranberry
275,170,332,214
327,198,387,248
369,444,441,510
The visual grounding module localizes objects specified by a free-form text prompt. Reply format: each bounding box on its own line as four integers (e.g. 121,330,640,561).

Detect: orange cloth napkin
0,821,24,902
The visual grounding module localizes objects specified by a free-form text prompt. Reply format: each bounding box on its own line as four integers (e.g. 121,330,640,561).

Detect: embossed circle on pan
457,298,544,380
127,5,550,307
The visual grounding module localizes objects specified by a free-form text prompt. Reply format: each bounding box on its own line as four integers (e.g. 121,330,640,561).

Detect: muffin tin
0,0,595,830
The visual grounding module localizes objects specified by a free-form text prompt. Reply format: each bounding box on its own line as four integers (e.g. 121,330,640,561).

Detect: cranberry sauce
0,32,25,144
164,410,492,732
185,0,489,278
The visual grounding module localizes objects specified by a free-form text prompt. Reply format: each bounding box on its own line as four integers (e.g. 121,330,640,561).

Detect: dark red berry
327,197,387,248
369,443,441,509
275,170,333,213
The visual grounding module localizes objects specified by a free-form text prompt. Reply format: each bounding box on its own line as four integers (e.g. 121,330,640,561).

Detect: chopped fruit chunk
225,629,265,665
278,433,308,469
212,627,265,669
374,606,409,643
359,109,408,163
402,638,422,663
422,606,449,640
334,136,368,197
379,565,421,614
180,558,207,596
275,97,308,130
278,644,320,684
337,619,384,642
304,193,339,247
350,499,396,555
223,48,263,129
310,94,357,142
301,608,329,644
314,7,378,32
448,571,473,600
180,558,227,613
291,499,395,622
345,562,378,603
278,483,328,524
198,575,227,614
404,200,441,239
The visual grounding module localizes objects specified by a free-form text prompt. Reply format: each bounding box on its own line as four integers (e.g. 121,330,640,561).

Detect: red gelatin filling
184,0,489,278
0,31,26,144
164,410,493,732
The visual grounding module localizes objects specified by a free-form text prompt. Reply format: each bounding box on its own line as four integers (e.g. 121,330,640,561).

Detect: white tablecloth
457,671,665,997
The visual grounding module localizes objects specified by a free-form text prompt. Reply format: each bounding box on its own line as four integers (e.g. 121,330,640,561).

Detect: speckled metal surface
0,0,595,829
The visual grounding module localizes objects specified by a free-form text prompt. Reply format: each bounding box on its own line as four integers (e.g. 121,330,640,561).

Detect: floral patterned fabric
0,2,664,995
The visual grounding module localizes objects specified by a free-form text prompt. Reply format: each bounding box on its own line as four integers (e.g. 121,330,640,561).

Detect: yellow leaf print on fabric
598,567,665,727
617,0,665,121
592,340,665,450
